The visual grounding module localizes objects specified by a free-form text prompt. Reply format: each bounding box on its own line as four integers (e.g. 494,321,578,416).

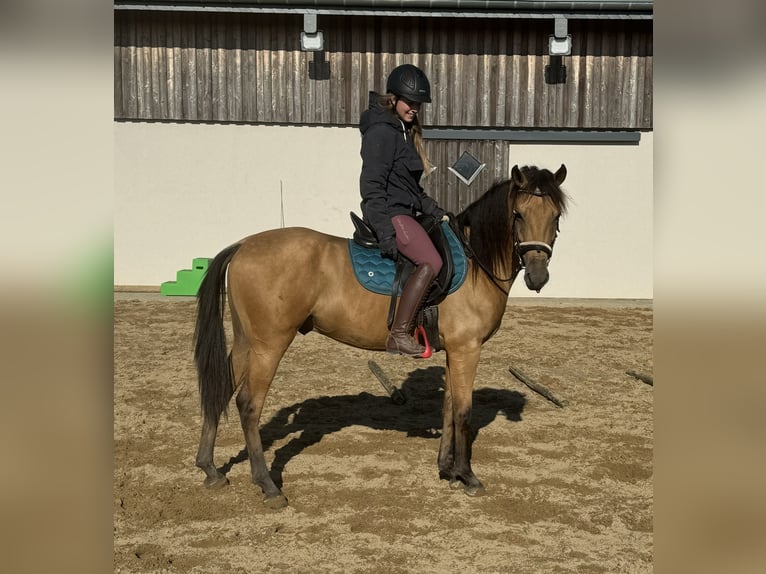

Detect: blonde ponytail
410,122,433,177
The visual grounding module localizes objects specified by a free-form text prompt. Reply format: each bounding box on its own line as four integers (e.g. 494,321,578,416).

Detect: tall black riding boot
386,263,435,357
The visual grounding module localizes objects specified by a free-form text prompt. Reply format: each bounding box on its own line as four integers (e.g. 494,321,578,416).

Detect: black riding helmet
386,64,432,103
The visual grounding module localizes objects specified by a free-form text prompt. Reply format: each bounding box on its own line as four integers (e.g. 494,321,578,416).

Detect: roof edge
114,1,653,19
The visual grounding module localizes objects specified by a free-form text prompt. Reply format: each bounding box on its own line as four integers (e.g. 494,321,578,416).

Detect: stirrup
414,326,432,359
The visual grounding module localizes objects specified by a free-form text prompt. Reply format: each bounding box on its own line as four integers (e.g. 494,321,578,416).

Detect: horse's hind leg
236,342,292,509
196,415,229,489
195,352,235,489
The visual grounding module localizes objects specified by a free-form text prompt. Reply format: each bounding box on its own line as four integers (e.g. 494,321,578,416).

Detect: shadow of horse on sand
217,366,526,490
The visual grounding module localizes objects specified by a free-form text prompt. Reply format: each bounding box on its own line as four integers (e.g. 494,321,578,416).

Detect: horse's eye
513,211,523,221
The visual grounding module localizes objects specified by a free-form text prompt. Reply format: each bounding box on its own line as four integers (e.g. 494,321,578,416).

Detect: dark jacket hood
359,97,405,137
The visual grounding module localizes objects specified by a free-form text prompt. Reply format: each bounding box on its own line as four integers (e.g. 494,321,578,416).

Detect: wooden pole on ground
626,370,654,386
507,366,568,408
368,360,407,405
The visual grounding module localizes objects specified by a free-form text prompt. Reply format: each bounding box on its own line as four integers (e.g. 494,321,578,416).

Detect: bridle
513,187,558,265
454,185,559,296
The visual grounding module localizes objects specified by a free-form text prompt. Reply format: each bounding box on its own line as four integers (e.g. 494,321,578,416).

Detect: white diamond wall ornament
448,151,486,186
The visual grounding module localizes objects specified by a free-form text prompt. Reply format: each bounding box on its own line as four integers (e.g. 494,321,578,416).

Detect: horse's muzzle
523,255,550,292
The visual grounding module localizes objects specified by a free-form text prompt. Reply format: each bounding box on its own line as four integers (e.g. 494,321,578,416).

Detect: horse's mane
456,165,568,280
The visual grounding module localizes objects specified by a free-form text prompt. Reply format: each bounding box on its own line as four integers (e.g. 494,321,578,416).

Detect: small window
448,151,486,186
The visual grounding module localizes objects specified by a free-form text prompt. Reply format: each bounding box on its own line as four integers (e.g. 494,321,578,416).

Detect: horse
193,164,569,508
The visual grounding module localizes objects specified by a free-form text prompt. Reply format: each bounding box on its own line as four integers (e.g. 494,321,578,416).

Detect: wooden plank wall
424,139,509,214
114,11,652,130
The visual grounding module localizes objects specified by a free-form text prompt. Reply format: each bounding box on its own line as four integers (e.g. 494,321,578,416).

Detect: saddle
348,212,468,352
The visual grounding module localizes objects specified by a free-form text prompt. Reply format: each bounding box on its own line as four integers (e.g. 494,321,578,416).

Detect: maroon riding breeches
391,215,443,275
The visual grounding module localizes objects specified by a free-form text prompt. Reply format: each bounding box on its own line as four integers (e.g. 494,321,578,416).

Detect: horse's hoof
203,474,230,489
263,493,289,509
448,479,463,490
463,483,486,497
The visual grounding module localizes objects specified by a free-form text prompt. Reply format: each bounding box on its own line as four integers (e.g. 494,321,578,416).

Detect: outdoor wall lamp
300,13,323,51
546,17,570,84
549,17,572,56
301,13,330,80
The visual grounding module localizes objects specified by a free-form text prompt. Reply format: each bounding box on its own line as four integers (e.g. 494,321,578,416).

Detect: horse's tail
194,242,242,426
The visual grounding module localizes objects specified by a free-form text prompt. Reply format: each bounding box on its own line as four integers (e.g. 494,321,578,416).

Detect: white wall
115,122,652,298
115,123,364,286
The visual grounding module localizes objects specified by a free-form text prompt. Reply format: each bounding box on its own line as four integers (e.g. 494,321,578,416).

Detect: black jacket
359,101,442,242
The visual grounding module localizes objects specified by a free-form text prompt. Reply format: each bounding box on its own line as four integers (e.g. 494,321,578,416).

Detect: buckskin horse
193,164,569,508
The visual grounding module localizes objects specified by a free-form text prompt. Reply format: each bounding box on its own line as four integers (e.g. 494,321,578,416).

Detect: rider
358,64,448,357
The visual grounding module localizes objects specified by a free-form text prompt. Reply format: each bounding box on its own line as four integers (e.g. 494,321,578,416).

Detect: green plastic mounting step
160,257,211,296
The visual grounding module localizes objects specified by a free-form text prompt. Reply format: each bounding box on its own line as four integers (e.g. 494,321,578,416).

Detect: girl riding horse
359,64,449,357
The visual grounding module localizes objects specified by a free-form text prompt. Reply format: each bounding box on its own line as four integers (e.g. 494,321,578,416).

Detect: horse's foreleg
437,377,455,480
440,347,485,496
236,349,289,509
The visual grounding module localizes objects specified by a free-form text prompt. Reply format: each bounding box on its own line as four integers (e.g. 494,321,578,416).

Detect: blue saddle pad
348,221,468,296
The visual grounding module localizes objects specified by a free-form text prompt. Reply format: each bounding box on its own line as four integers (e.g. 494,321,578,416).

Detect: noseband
516,240,553,259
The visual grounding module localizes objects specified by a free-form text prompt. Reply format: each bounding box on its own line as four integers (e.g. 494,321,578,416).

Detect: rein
450,220,512,297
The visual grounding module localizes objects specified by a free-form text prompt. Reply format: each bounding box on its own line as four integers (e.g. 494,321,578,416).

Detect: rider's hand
431,207,450,223
379,236,398,260
440,211,456,224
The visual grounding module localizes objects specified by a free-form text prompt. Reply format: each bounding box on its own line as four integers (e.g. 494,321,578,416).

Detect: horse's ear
554,164,567,185
511,165,526,188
